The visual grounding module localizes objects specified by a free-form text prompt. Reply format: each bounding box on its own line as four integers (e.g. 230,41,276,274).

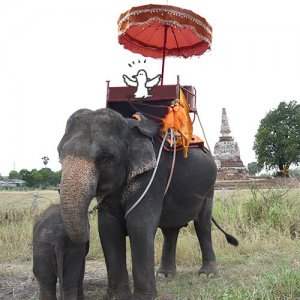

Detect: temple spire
214,107,248,179
220,108,231,137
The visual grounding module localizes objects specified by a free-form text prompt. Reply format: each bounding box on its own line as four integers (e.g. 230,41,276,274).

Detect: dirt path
0,261,108,299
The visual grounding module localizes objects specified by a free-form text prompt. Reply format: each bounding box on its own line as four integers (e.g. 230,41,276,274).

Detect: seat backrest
182,85,197,112
106,85,179,119
106,84,197,118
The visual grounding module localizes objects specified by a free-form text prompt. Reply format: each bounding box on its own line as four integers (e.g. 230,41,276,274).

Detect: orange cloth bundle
162,102,187,132
162,88,193,158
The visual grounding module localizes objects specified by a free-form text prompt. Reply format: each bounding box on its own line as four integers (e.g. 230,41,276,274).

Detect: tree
253,101,300,175
48,170,61,186
247,162,262,176
41,156,49,167
8,170,20,179
31,169,44,187
10,168,61,188
39,167,58,188
19,169,34,187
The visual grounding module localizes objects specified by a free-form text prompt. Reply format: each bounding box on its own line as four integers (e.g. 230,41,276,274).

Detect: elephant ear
127,113,159,181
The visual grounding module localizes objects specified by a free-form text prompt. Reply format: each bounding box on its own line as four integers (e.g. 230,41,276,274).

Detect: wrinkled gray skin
33,204,89,300
58,108,218,300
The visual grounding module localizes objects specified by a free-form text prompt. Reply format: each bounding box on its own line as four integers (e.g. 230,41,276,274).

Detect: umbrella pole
161,25,168,86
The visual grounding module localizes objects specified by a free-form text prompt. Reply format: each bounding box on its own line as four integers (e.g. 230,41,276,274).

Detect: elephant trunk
60,155,97,244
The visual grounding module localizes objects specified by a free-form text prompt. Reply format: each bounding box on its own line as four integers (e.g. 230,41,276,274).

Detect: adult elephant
58,108,237,300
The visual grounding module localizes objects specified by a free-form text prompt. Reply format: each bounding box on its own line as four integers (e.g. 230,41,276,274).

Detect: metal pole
106,80,110,107
195,111,211,153
161,25,168,86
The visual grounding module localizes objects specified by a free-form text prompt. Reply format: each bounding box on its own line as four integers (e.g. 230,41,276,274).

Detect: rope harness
125,129,176,218
163,129,177,196
88,129,177,217
90,89,211,218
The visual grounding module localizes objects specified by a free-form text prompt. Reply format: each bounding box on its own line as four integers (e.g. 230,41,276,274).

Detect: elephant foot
198,261,217,277
39,289,57,300
105,286,132,300
77,293,84,300
156,266,176,279
131,290,157,300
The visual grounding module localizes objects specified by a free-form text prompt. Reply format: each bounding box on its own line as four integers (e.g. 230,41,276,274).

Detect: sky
1,0,300,176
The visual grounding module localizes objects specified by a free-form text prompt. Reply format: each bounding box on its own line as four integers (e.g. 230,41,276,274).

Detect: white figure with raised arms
123,69,161,98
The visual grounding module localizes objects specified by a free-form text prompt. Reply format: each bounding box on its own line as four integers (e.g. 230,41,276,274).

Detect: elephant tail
212,217,239,246
56,247,65,300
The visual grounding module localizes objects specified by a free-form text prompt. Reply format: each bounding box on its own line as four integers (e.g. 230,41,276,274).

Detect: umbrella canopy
118,4,212,84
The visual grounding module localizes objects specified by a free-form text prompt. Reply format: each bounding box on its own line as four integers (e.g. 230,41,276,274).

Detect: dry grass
1,188,300,299
0,191,60,262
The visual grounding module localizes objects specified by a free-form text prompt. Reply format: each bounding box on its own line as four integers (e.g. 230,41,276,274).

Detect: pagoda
214,108,248,180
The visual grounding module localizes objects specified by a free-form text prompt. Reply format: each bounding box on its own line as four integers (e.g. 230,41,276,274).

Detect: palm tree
41,156,49,168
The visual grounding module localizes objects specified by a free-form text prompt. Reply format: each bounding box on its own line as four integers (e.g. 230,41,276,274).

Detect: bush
243,187,299,236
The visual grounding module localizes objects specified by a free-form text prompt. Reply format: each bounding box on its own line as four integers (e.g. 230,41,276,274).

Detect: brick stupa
214,108,248,180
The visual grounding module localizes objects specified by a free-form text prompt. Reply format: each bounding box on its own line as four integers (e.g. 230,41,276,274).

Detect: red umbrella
118,4,212,85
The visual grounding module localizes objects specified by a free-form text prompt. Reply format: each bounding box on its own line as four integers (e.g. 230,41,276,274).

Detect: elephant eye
97,153,114,164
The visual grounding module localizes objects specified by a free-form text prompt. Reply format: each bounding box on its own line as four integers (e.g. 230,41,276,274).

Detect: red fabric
118,4,212,59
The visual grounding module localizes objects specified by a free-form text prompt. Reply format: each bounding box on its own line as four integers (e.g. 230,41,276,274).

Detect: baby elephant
33,204,89,300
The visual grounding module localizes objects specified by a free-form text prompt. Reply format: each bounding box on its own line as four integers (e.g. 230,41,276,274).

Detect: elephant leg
38,284,57,300
157,228,180,278
62,279,79,299
194,190,217,276
98,208,131,300
126,216,158,299
62,247,87,300
76,258,86,300
33,256,57,300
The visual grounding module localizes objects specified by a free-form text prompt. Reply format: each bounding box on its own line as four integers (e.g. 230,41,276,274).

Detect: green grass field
1,187,300,299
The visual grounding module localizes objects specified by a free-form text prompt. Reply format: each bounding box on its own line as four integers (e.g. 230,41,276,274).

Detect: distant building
0,178,26,187
214,108,248,180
